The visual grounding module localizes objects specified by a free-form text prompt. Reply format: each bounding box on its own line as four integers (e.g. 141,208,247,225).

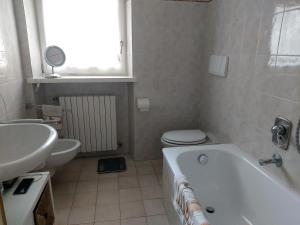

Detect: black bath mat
97,157,126,173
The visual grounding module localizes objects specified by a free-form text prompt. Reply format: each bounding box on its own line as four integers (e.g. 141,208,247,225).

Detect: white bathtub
162,144,300,225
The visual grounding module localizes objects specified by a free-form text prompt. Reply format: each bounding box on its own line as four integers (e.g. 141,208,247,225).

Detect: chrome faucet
259,154,283,167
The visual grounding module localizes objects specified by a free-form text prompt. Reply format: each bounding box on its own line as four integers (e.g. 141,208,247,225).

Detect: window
36,0,127,75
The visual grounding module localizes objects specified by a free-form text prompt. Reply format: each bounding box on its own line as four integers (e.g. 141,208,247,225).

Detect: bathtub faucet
259,154,283,167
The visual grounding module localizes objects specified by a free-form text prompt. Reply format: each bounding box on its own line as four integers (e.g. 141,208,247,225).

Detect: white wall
200,0,300,189
0,0,26,122
131,0,208,159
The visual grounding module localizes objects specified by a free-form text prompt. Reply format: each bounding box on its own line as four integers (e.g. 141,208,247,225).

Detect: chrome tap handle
259,154,283,167
271,125,286,135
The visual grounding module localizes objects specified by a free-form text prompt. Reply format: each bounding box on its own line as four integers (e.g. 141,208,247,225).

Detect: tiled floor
52,156,170,225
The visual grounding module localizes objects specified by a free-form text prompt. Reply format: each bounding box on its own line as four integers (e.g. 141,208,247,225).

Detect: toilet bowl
161,129,207,147
46,139,80,168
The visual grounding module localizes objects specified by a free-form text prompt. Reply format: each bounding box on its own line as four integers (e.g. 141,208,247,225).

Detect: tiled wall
131,0,207,159
199,0,300,188
0,0,26,122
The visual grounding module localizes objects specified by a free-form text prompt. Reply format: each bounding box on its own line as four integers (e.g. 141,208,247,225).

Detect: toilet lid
162,130,207,144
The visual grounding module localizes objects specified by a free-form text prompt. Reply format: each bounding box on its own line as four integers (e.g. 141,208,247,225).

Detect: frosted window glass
41,0,124,74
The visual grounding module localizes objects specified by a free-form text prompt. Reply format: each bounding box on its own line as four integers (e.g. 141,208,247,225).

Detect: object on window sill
44,73,61,79
27,75,137,84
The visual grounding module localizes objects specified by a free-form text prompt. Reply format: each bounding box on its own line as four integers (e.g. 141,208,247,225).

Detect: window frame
34,0,128,76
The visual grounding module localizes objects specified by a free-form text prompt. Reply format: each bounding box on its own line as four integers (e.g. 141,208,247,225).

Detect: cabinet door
34,184,54,225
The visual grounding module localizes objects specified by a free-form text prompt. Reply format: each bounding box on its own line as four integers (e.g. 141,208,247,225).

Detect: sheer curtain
41,0,124,74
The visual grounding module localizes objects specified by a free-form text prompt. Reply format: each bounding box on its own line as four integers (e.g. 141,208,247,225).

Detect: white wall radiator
59,96,118,153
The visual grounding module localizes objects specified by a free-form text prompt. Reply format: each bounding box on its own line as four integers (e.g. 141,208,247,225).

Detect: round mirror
44,46,66,76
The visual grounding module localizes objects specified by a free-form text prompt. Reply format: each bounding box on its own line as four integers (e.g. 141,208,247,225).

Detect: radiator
59,96,118,152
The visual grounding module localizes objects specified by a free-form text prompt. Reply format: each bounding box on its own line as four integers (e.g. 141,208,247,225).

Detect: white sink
0,123,58,181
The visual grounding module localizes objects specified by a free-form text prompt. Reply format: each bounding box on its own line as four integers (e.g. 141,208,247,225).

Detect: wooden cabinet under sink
34,183,55,225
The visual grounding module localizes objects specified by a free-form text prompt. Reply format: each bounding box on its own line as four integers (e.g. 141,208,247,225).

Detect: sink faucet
259,154,283,167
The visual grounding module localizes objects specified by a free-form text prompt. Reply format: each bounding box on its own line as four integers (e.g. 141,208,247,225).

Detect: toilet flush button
198,154,208,165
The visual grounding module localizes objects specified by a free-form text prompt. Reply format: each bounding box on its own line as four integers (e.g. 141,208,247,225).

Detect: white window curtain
39,0,126,75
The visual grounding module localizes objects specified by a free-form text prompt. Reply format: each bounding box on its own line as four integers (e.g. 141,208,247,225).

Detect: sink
0,123,57,181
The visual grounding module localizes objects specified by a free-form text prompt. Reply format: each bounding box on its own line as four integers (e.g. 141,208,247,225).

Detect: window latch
120,40,124,55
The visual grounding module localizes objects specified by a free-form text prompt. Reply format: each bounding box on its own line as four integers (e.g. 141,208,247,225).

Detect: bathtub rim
163,143,300,203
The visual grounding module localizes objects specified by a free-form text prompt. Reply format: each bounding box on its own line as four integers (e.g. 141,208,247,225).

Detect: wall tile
200,0,300,190
278,7,300,55
0,0,26,122
131,0,207,160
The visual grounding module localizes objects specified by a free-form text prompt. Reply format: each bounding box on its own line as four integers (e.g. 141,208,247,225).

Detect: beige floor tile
73,192,97,207
68,206,95,224
97,189,119,205
119,176,139,189
121,217,147,225
75,224,93,225
150,160,163,168
120,201,146,219
54,208,70,225
143,199,166,216
95,220,121,225
76,181,98,193
81,158,99,167
119,166,137,177
52,171,80,183
79,170,99,181
80,160,98,173
146,215,170,225
135,161,152,167
95,204,120,222
125,159,135,167
99,173,119,179
136,165,155,175
52,182,77,195
156,175,163,185
119,188,142,203
98,177,119,190
138,175,158,187
153,166,162,175
141,186,163,199
122,154,133,160
63,159,82,173
53,194,74,209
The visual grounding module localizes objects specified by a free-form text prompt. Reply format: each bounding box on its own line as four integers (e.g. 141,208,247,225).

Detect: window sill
27,75,137,84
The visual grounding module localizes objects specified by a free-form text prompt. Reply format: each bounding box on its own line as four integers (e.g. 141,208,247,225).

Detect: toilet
161,129,207,147
46,139,81,169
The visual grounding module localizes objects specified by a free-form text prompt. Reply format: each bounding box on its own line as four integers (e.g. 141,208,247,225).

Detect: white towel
42,104,63,132
174,175,210,225
42,104,62,117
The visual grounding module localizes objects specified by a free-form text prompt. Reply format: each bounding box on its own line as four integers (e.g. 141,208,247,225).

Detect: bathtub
162,144,300,225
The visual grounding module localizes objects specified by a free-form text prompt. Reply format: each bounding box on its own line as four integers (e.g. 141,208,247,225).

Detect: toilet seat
161,130,207,146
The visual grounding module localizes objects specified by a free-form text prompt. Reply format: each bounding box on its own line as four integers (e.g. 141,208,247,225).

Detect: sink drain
206,206,215,214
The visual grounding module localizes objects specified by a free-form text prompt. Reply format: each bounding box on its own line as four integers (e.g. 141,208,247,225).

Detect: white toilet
161,129,207,147
46,139,81,169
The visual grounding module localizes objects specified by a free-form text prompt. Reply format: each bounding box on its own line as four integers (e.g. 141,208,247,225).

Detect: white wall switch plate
208,55,229,77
